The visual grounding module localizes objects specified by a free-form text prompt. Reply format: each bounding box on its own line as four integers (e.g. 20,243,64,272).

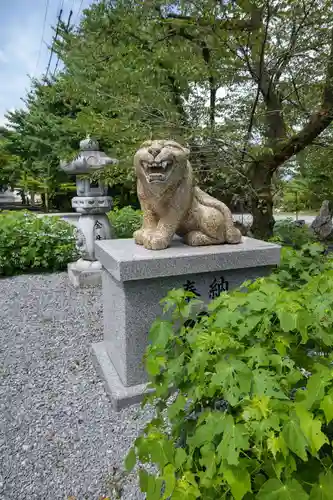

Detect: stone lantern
60,136,118,287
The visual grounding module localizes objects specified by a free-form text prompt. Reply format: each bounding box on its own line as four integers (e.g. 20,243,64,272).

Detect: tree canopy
2,0,333,235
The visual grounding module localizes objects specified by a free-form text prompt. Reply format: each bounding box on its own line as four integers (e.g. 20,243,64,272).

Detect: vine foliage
126,248,333,499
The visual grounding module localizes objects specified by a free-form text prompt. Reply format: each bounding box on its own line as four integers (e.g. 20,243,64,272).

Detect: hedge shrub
108,206,142,239
0,211,77,276
271,218,315,249
0,206,143,276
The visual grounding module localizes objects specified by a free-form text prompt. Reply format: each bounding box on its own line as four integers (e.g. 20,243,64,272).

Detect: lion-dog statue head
133,139,190,192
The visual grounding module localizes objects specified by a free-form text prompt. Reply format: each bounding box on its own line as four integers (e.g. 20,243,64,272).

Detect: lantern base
67,258,102,288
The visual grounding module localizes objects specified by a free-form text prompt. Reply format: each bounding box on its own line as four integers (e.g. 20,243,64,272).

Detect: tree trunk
44,190,49,213
41,193,45,210
250,164,275,240
20,191,26,205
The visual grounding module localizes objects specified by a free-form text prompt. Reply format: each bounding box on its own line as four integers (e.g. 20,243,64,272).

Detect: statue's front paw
226,227,242,244
134,228,156,245
143,233,170,250
134,229,145,245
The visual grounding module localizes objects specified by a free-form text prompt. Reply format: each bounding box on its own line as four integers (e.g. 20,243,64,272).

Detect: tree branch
271,0,316,84
243,3,287,148
200,41,217,129
163,24,218,130
241,2,270,160
162,12,261,31
256,27,333,172
288,72,311,116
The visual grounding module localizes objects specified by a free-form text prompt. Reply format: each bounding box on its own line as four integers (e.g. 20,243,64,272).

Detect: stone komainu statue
133,140,242,250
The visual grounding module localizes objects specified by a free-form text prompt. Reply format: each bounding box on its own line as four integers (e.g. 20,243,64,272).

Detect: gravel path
0,272,153,500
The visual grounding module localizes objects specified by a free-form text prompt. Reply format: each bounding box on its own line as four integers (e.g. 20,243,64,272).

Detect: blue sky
0,0,93,127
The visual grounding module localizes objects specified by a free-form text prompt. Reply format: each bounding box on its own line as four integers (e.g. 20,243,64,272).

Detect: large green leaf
296,406,328,455
189,413,227,449
257,478,308,499
277,310,298,332
303,368,333,409
149,320,174,347
125,447,136,472
162,463,176,498
223,466,251,500
210,359,252,405
216,415,249,466
310,471,333,500
320,391,333,423
282,418,308,461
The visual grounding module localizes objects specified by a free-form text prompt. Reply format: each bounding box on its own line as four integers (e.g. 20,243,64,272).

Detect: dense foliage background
1,0,333,238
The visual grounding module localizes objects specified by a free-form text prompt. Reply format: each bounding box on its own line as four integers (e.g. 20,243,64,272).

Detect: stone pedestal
92,237,280,410
68,259,103,288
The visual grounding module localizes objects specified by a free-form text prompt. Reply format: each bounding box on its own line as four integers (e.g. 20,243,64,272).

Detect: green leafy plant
271,219,315,249
108,206,142,239
273,243,333,290
0,211,78,276
125,256,333,499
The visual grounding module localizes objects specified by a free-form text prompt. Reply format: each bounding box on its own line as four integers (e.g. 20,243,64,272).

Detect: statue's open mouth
141,159,173,183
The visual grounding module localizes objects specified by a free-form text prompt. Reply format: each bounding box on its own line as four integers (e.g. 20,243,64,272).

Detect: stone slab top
95,237,281,282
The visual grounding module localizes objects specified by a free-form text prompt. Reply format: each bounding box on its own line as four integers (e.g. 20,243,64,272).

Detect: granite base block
93,237,281,409
68,259,102,288
91,341,151,410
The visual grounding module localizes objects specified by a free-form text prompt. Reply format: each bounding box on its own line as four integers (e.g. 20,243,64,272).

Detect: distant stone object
133,139,242,250
311,200,333,240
